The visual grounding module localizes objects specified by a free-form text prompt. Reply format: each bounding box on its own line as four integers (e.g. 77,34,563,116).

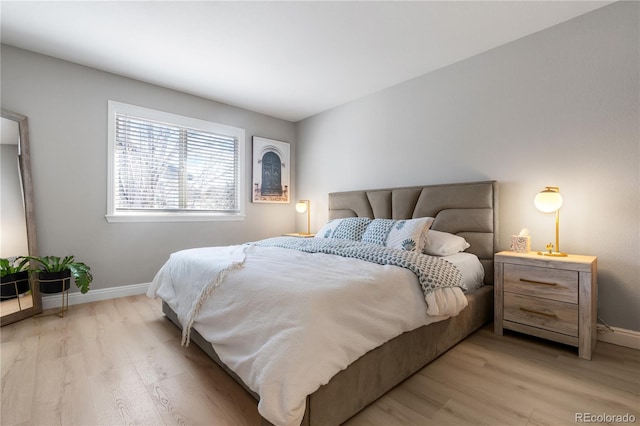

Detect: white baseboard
597,325,640,350
42,282,150,309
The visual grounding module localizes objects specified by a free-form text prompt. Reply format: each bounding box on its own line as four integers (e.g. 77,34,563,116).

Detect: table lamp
534,186,567,257
295,200,311,235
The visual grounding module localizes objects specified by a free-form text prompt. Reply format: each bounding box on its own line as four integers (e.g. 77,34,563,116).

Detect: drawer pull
519,278,557,287
519,307,558,319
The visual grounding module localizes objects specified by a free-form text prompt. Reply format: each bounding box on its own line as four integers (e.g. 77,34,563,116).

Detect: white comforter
147,244,468,426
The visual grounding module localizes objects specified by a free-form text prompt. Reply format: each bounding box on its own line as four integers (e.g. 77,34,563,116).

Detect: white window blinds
107,101,245,222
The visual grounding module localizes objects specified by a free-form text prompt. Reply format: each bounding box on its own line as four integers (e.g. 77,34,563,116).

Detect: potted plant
0,257,31,299
27,255,92,294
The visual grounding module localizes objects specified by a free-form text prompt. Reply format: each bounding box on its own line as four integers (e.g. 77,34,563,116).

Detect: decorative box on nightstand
494,251,597,360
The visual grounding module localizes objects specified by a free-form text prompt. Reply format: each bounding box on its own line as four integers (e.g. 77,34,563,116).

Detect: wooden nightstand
494,251,597,360
283,233,315,238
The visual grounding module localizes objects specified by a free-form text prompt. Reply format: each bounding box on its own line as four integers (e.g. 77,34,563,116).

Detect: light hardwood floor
1,294,638,426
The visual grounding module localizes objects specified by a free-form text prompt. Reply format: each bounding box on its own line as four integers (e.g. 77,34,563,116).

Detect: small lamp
295,200,311,235
534,186,567,257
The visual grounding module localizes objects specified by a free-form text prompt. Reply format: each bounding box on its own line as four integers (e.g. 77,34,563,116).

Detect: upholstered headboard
328,181,498,285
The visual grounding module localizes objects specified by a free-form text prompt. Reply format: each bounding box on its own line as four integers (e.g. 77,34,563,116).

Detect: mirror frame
1,109,42,325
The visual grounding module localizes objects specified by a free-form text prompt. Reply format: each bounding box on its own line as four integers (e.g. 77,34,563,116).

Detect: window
107,101,245,222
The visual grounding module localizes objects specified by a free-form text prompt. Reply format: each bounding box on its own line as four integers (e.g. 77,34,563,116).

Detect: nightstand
283,233,315,238
494,251,597,360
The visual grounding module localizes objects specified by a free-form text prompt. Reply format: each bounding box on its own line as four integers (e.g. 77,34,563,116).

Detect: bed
153,180,498,425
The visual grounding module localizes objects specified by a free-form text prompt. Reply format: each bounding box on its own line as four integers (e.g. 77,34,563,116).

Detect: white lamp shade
534,190,563,213
295,201,308,213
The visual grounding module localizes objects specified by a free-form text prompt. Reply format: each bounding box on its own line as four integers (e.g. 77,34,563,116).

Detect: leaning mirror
1,109,41,325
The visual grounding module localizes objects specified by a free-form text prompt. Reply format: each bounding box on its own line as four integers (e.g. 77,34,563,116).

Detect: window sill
105,212,246,223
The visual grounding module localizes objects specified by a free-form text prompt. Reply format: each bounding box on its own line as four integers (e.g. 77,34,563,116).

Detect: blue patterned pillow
362,217,434,252
314,217,372,241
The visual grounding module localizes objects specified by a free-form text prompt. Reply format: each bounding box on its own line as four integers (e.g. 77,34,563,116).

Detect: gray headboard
328,181,498,285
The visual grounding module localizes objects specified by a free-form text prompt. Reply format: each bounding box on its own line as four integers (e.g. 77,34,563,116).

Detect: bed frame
162,180,498,425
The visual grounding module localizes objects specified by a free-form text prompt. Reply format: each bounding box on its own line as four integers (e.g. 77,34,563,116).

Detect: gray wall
1,45,296,289
296,2,639,331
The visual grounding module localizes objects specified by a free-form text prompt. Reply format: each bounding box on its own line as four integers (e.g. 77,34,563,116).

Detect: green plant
0,257,30,278
27,255,92,294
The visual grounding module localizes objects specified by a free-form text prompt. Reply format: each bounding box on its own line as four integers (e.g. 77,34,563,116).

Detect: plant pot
39,270,71,294
1,271,30,300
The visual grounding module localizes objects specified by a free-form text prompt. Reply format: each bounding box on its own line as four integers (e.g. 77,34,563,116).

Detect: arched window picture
261,152,282,196
252,137,290,203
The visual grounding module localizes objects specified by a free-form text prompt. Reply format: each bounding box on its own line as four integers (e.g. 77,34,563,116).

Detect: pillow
361,217,434,252
314,217,372,241
423,230,470,256
443,252,485,291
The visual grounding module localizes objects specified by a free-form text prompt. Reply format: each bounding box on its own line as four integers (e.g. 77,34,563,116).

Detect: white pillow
314,217,372,241
423,230,470,256
443,252,485,291
361,217,434,252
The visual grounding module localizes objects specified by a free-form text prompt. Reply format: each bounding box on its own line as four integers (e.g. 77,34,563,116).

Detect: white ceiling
1,1,612,122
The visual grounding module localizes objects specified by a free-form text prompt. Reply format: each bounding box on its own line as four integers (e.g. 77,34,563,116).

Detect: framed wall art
252,136,290,203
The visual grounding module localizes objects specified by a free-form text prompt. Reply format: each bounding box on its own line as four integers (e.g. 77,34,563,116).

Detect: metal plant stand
0,278,27,311
35,276,70,318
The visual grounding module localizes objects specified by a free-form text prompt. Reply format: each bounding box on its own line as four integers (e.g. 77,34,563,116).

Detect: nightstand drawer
504,293,578,337
504,263,578,304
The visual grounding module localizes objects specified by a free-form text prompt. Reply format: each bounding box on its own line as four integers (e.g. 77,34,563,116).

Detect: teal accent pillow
362,217,434,252
314,217,372,241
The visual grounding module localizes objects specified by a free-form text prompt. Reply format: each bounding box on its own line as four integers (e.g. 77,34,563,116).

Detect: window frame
106,101,246,223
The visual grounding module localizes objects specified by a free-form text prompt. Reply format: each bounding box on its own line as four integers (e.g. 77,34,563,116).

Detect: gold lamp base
538,243,567,257
537,251,568,257
537,242,567,257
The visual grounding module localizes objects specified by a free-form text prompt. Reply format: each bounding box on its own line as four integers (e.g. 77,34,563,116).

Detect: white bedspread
147,244,468,426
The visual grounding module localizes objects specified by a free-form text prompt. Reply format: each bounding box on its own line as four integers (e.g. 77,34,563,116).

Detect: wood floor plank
0,336,38,425
31,352,99,426
88,361,162,426
81,319,135,378
346,394,433,426
148,370,257,426
1,294,638,426
526,407,573,426
417,365,534,425
166,339,261,424
383,383,444,420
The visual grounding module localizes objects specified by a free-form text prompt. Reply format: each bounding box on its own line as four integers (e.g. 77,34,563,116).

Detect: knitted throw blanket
250,237,465,295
